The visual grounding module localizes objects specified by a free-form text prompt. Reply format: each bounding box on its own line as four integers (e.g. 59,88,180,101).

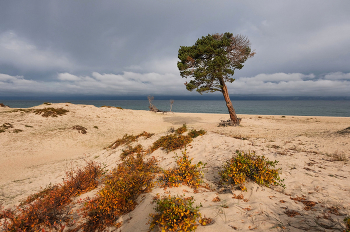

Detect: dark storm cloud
0,0,350,97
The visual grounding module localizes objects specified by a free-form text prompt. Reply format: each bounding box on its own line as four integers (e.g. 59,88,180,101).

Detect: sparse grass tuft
121,144,143,159
149,195,201,232
0,123,13,133
337,126,350,135
219,150,285,191
72,125,87,134
13,129,23,133
160,150,205,188
33,107,69,117
108,131,154,149
101,105,123,109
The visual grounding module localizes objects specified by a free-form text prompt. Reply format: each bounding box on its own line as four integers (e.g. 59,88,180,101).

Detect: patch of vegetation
13,129,23,133
93,126,98,129
160,150,205,188
337,126,350,135
0,161,103,231
175,124,187,134
107,131,154,149
0,123,13,133
151,134,193,153
344,216,350,232
199,216,215,226
79,155,158,231
219,150,285,191
101,105,123,109
72,125,87,134
0,103,9,107
43,102,52,105
25,125,33,128
149,195,201,232
121,144,143,159
151,127,206,153
33,107,69,117
188,129,206,138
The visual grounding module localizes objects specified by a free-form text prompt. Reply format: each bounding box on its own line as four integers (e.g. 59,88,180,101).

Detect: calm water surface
1,100,350,117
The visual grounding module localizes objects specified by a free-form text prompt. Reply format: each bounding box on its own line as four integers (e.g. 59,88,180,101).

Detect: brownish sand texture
0,103,349,231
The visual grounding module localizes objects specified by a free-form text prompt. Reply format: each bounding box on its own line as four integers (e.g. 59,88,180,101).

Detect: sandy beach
0,103,349,231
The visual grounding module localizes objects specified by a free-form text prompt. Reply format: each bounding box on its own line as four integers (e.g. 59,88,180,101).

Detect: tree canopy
177,32,255,94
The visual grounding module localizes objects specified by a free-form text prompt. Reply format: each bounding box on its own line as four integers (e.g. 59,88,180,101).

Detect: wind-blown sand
0,103,349,231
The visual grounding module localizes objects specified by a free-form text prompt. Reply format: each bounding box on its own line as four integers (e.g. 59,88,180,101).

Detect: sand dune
0,103,349,231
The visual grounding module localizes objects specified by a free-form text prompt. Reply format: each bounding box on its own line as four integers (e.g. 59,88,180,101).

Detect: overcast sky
1,0,350,98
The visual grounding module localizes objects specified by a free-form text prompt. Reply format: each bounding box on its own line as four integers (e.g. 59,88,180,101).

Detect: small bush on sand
79,155,158,231
120,144,143,159
151,134,193,153
0,161,103,231
33,107,69,117
151,126,206,153
188,129,206,138
175,124,187,134
108,131,154,149
149,195,200,232
160,150,205,188
219,150,285,191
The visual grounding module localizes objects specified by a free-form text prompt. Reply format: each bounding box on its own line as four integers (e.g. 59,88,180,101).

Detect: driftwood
218,118,242,127
148,95,168,113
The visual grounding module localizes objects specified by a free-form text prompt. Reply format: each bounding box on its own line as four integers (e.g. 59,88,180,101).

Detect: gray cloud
0,0,349,97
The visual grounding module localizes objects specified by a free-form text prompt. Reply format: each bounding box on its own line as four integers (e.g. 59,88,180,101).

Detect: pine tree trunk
219,79,240,125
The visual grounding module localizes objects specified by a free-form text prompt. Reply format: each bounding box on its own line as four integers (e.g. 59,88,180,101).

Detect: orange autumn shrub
175,124,187,134
0,161,103,231
151,134,193,153
219,150,285,191
149,195,200,232
160,150,205,189
79,154,158,231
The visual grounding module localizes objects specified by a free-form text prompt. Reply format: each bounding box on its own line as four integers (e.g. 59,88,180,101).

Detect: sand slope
0,103,349,231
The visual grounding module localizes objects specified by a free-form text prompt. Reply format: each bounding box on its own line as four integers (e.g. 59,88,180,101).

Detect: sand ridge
0,103,349,231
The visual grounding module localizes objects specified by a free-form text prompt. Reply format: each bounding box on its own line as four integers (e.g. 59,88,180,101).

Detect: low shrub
149,195,201,232
175,124,187,134
219,150,285,191
0,161,103,231
151,134,192,153
79,154,158,231
120,144,143,159
108,131,154,149
160,150,205,188
33,107,69,117
188,129,206,138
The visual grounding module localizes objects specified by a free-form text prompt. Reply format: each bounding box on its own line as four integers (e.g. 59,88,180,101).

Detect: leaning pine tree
177,33,255,125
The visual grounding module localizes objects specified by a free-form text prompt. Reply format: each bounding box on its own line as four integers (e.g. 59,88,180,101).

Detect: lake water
1,100,350,117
